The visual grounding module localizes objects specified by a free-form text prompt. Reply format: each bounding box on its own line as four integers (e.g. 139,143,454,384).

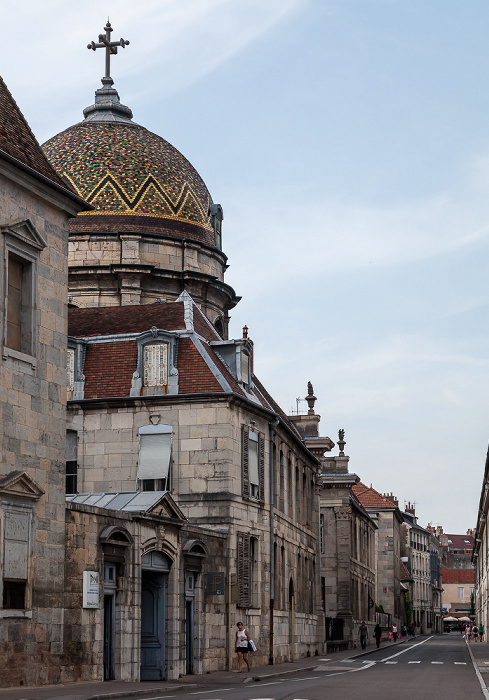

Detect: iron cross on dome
87,21,130,80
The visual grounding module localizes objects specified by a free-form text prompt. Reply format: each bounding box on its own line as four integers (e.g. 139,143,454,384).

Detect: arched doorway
141,551,171,680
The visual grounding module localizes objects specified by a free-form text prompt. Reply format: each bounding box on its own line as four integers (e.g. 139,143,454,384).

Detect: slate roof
441,565,475,583
0,75,70,188
68,302,185,337
353,482,398,509
444,534,474,551
400,560,412,581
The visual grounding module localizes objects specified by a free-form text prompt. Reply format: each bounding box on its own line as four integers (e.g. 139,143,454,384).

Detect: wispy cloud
0,0,305,135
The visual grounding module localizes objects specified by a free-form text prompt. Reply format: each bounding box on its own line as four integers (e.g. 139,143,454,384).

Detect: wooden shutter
241,426,250,498
67,348,75,392
144,343,168,386
237,533,251,607
258,432,265,502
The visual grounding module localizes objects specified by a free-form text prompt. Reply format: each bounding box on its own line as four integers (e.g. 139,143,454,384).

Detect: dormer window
66,338,87,400
240,350,250,390
67,348,75,397
131,328,178,397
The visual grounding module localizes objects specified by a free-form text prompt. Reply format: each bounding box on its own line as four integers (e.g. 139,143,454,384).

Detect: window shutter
67,348,75,391
138,425,172,480
241,426,250,498
258,432,265,501
238,534,251,607
144,343,168,387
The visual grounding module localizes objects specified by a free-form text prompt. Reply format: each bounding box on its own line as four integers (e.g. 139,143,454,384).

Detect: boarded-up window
138,424,172,488
242,426,265,501
144,343,168,387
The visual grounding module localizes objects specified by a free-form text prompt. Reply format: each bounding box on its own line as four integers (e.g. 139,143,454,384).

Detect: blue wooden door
141,571,167,680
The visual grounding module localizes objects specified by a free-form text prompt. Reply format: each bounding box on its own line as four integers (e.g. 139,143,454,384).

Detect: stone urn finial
305,381,317,414
338,429,346,456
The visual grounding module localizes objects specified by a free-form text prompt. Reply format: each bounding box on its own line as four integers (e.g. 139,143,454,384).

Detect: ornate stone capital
334,506,351,521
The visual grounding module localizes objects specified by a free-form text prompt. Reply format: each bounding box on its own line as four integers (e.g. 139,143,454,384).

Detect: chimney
405,501,415,516
383,492,399,507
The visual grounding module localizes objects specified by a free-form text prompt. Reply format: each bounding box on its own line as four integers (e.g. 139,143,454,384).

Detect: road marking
431,662,443,664
259,682,282,686
385,661,398,664
380,636,433,662
408,661,421,664
454,662,467,665
190,690,232,695
291,677,321,681
318,658,332,661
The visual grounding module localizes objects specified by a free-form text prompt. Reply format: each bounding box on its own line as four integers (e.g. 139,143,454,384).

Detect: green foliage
405,590,412,625
375,604,384,613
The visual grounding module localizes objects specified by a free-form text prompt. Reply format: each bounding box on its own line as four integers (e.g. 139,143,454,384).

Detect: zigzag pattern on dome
42,122,216,236
65,171,212,227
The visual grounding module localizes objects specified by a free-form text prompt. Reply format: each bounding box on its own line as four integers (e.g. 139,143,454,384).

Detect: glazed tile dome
42,91,216,247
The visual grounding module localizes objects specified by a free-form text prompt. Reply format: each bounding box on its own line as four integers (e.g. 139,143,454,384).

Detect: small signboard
206,571,225,595
83,571,100,608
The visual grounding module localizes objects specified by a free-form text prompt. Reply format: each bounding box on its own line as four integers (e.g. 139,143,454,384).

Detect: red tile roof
0,75,68,188
353,482,398,509
69,303,185,337
177,338,223,394
441,566,475,583
83,340,138,399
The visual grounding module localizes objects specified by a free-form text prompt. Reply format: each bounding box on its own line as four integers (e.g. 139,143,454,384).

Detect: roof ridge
0,75,69,188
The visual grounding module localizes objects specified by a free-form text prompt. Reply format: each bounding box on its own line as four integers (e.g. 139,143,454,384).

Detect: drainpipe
269,416,279,665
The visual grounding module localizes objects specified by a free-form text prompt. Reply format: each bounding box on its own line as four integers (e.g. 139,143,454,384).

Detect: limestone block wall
0,169,75,687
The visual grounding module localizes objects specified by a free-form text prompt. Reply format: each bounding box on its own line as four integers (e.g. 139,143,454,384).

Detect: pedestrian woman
466,624,472,642
391,623,398,642
479,623,485,642
235,621,251,672
374,622,382,649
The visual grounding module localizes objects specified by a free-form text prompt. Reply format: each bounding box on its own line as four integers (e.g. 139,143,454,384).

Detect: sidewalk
0,637,407,700
464,638,489,699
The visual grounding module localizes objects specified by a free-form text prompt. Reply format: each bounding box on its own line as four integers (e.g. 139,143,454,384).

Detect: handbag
248,639,257,652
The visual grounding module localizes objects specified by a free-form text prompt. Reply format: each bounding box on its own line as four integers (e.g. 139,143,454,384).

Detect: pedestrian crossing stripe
431,662,443,664
408,661,421,663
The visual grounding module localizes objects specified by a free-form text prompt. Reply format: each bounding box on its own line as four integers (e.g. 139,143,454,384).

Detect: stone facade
0,75,88,686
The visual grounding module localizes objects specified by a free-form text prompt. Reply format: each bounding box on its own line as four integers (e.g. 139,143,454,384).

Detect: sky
1,0,489,533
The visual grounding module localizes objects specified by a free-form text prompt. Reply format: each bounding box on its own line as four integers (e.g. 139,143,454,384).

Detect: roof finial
84,21,134,124
337,429,346,456
305,381,317,415
87,21,130,83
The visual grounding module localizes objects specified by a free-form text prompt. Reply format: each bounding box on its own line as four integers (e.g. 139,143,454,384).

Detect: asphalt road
111,635,484,700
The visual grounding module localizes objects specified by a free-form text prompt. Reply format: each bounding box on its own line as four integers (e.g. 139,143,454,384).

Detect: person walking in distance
391,623,398,642
479,623,485,642
466,624,472,642
374,622,382,649
358,621,368,649
235,622,251,672
473,624,479,642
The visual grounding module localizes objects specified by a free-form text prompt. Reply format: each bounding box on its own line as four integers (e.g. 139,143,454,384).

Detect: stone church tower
43,23,239,339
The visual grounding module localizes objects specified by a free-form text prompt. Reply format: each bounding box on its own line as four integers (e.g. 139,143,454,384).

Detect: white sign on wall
82,571,100,609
